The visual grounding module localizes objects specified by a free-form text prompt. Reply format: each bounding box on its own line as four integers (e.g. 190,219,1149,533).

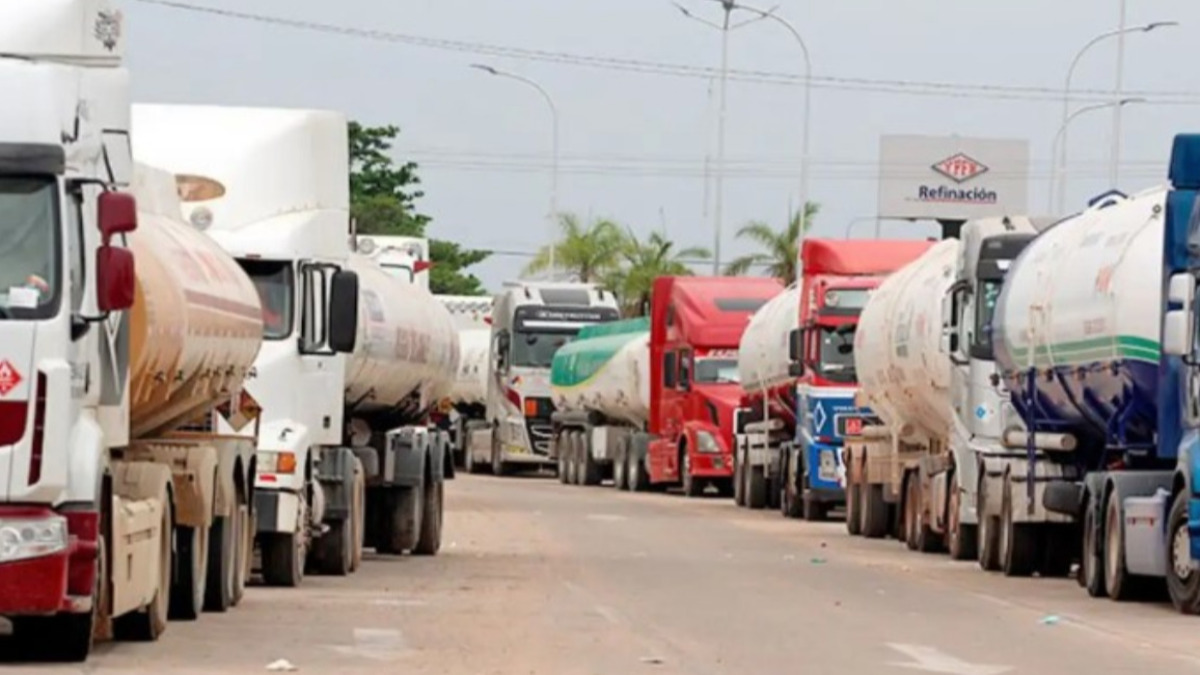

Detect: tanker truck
434,295,494,469
0,3,260,661
734,239,933,519
467,281,621,476
993,135,1200,612
551,276,781,495
133,103,458,584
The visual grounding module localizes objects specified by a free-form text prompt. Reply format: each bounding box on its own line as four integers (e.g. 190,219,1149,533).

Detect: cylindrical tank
994,187,1165,442
550,318,650,426
344,254,459,416
436,295,493,405
854,239,961,442
738,285,800,394
128,163,264,438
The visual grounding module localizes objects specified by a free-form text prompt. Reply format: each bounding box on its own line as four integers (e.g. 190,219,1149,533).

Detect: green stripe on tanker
551,318,649,389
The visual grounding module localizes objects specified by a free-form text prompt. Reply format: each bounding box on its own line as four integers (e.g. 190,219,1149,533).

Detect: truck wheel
746,466,767,509
414,478,444,555
556,435,570,484
802,493,829,522
491,432,509,477
999,476,1037,577
629,455,648,492
1103,488,1148,600
733,448,746,507
261,532,305,587
114,498,172,641
1081,492,1107,597
845,481,862,535
204,514,237,612
233,502,251,605
781,451,804,518
350,460,366,572
613,439,629,491
946,484,978,561
581,435,602,486
312,516,353,576
862,484,888,538
564,433,579,485
681,452,703,498
169,525,210,620
384,483,423,554
976,475,1001,571
1166,490,1200,613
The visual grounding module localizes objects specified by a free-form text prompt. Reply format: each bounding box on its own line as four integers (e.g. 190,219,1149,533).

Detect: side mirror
1164,309,1192,357
98,191,137,241
96,246,135,312
788,361,805,377
328,269,359,353
787,328,801,361
1168,272,1195,306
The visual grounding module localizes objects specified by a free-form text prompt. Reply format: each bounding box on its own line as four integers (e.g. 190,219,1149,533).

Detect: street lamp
722,2,812,283
470,63,561,278
1050,20,1177,212
674,0,770,275
1049,97,1146,211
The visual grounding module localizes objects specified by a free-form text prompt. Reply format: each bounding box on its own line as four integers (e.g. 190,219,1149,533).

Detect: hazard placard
0,360,23,397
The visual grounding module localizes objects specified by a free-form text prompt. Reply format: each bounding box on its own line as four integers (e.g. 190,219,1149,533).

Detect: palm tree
523,212,626,283
724,202,820,283
607,230,711,316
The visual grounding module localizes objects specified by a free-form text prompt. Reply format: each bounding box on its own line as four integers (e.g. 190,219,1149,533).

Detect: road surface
6,474,1200,674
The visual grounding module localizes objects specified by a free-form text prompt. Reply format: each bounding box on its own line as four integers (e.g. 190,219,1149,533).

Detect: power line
132,0,1200,105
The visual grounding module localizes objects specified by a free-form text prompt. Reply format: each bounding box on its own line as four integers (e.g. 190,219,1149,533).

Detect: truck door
298,261,346,448
652,349,681,478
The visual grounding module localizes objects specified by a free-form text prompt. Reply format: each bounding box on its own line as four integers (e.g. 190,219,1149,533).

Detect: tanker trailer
344,252,459,557
0,159,264,660
550,318,651,488
844,239,959,548
733,285,800,509
996,175,1200,611
434,295,493,470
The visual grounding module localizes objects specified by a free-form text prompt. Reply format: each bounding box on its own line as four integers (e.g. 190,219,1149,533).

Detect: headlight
695,430,722,454
257,451,298,474
0,516,68,563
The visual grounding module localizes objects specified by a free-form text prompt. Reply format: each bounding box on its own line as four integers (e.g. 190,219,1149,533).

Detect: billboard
877,135,1029,221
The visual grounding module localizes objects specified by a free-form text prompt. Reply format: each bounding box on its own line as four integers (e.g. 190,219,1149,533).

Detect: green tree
607,230,710,316
348,121,490,295
724,202,820,283
523,212,626,283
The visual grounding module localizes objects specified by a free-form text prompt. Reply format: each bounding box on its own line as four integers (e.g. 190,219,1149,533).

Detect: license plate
840,416,864,436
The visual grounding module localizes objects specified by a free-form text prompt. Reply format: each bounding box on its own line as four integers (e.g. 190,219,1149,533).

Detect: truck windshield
695,358,739,384
512,330,574,368
818,325,856,384
974,279,1002,357
239,259,293,340
0,177,59,320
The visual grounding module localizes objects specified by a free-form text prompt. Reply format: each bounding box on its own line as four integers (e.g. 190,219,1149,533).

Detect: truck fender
124,441,218,529
679,420,727,454
428,431,449,483
316,446,359,524
210,437,254,520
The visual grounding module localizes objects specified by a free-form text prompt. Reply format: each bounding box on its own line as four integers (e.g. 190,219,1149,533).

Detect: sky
125,0,1200,292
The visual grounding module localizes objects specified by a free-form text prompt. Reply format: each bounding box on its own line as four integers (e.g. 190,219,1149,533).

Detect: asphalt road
8,474,1200,674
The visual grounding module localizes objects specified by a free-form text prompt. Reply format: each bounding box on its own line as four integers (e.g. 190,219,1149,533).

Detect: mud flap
316,447,358,524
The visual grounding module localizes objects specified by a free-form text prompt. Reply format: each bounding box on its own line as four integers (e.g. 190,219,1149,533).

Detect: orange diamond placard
0,360,23,397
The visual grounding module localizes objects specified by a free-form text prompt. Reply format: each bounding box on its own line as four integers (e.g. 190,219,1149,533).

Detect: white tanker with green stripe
549,319,650,486
994,134,1200,613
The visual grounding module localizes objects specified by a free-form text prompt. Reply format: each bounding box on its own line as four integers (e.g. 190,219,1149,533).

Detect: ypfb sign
877,135,1029,221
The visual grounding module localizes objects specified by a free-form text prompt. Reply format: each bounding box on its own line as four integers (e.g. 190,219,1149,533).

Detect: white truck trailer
0,2,260,661
132,104,459,585
467,281,620,475
435,295,493,468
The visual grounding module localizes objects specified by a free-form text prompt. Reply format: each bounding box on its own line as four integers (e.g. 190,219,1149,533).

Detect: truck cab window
695,358,739,384
818,325,856,384
511,330,572,369
973,280,1002,358
239,259,294,340
678,350,692,389
300,264,330,352
663,351,677,388
0,176,60,319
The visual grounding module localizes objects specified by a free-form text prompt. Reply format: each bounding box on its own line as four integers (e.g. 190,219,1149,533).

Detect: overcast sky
126,0,1200,292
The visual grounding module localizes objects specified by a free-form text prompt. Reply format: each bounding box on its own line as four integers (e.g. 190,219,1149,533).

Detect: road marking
330,628,409,661
887,643,1012,675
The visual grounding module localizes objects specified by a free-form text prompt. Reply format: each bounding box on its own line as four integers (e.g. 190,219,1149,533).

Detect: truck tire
946,484,977,561
565,433,580,485
414,478,444,555
169,525,210,620
261,531,305,587
1081,491,1106,597
349,459,366,572
312,516,353,576
733,448,746,507
1103,488,1148,601
233,502,252,605
976,476,1001,571
204,514,237,612
903,474,938,552
862,484,888,538
581,434,602,486
491,431,509,477
746,466,767,509
1166,490,1200,614
557,434,570,484
999,476,1037,577
613,439,630,491
681,451,703,498
845,482,862,535
114,497,172,641
383,484,423,554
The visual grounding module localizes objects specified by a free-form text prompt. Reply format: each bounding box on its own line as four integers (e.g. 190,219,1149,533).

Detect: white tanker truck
434,295,493,467
132,103,459,587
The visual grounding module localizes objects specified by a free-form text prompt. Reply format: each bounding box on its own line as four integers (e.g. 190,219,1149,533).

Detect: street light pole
1050,98,1146,203
723,2,812,284
675,1,769,275
471,63,560,278
1111,0,1128,189
1051,19,1177,213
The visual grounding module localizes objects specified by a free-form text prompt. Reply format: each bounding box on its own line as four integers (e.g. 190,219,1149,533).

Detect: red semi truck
734,239,935,517
550,276,782,496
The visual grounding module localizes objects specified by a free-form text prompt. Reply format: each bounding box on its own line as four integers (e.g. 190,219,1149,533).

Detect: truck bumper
691,452,732,478
0,508,97,616
254,489,302,535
